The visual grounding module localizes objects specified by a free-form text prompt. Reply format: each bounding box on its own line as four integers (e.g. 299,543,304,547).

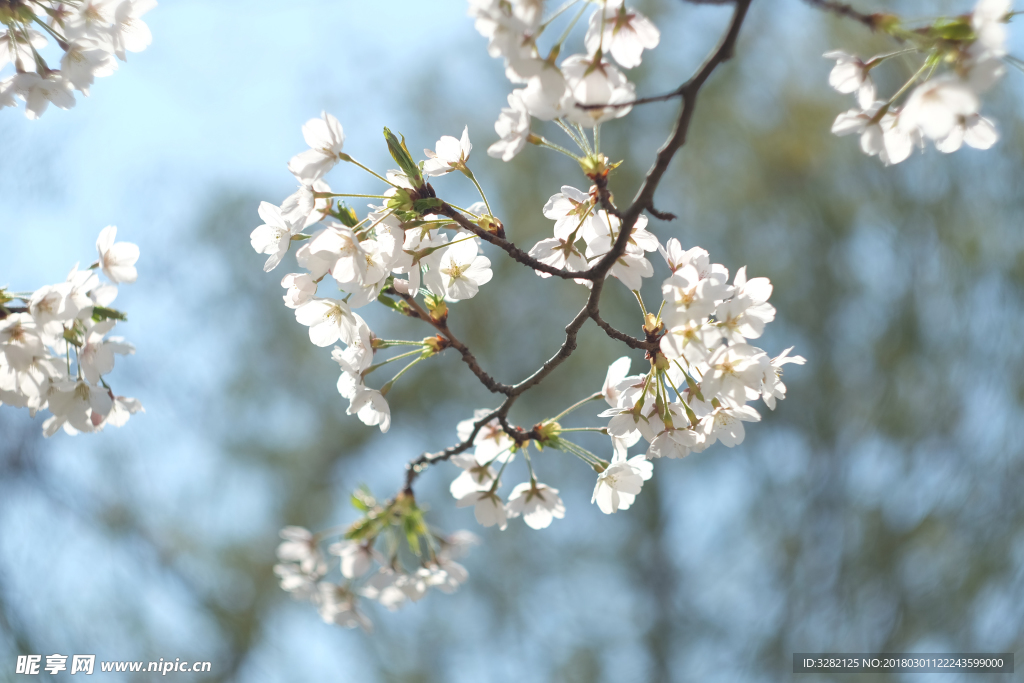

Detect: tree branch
591,310,655,351
439,204,587,280
398,0,755,494
393,289,515,396
801,0,881,30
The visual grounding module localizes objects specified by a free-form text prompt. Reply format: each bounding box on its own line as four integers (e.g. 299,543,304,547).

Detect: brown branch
0,306,27,320
591,311,654,351
802,0,881,30
393,289,515,396
438,205,588,280
398,0,755,494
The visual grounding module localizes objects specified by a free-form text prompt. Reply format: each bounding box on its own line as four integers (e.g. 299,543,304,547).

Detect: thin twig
802,0,881,30
394,290,515,396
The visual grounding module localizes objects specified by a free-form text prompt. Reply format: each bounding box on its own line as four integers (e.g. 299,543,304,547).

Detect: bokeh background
2,0,1024,681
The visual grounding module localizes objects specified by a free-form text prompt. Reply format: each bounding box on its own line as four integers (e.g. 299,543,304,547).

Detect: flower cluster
253,114,502,433
0,226,142,436
529,184,657,289
273,491,478,631
0,0,156,119
828,0,1014,164
264,0,810,629
470,0,658,160
448,241,803,524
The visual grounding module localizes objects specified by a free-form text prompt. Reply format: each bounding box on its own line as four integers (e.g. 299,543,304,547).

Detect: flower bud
477,214,504,237
425,297,448,324
422,335,451,355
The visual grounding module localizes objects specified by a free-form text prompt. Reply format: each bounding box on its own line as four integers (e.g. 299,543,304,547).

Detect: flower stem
380,355,427,395
537,133,584,161
465,169,494,218
364,348,424,375
551,392,603,422
342,155,398,188
316,192,390,199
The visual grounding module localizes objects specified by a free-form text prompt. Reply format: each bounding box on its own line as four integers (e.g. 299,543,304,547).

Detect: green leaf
413,198,443,213
383,127,425,188
91,306,127,323
336,202,360,228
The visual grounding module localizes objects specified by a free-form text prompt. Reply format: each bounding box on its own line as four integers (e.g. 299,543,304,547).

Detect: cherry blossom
507,482,565,529
487,90,531,161
824,51,876,109
424,126,473,176
561,53,635,127
438,237,493,301
592,453,653,514
288,112,347,182
250,202,301,272
96,226,140,284
294,298,360,347
457,490,509,529
585,0,661,69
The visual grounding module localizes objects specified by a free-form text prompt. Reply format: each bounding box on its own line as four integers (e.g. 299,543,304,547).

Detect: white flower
700,404,761,447
78,320,134,385
661,264,726,324
934,114,999,153
527,237,587,279
274,563,318,601
561,53,635,127
317,583,372,631
602,356,632,407
584,0,660,69
0,77,16,110
294,298,360,347
309,223,368,286
717,267,776,342
348,386,391,432
660,318,722,365
456,409,516,463
591,453,653,514
329,541,374,579
457,490,509,529
281,179,333,229
251,202,301,272
701,343,767,406
13,73,76,120
28,284,76,327
760,346,806,410
823,51,876,109
102,395,144,428
0,29,46,71
488,90,531,161
276,526,326,576
109,0,157,61
973,0,1011,53
543,185,598,240
95,226,139,283
288,112,346,182
61,39,118,95
280,273,317,308
438,237,493,301
647,426,698,459
831,105,916,166
424,126,472,176
360,569,407,610
899,77,980,141
46,379,113,435
449,453,497,499
519,67,570,120
507,482,565,529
